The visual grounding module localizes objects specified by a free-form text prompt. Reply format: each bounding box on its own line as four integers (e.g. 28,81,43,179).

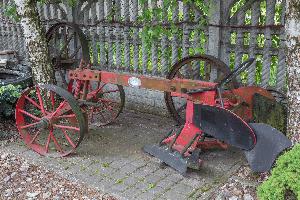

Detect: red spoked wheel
15,84,87,157
68,80,125,126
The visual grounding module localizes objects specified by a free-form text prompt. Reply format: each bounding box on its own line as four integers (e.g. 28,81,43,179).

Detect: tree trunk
285,0,300,143
14,0,54,84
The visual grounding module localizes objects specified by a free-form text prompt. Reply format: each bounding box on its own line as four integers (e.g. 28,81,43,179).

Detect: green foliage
230,0,246,17
138,0,209,55
257,144,300,200
1,3,20,22
0,84,21,118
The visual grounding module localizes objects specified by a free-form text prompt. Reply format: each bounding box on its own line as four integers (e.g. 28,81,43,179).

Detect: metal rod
169,126,184,150
159,129,174,146
181,133,200,156
217,87,224,108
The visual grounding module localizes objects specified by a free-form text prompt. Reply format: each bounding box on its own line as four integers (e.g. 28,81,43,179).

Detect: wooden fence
0,0,287,91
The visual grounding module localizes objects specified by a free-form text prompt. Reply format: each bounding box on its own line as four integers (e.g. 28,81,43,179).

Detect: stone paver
0,110,246,200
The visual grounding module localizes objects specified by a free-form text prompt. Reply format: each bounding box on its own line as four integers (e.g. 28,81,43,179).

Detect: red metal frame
67,67,270,155
68,67,229,155
69,69,217,98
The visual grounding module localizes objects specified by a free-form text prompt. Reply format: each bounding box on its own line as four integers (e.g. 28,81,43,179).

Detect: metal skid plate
143,144,202,174
144,144,188,174
194,104,256,150
244,123,292,172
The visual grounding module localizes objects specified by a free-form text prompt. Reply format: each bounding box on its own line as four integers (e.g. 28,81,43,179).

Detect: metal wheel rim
15,84,87,157
46,22,90,88
164,54,238,125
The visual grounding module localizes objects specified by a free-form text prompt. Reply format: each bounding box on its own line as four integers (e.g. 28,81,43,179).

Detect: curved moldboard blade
244,123,292,172
194,104,256,150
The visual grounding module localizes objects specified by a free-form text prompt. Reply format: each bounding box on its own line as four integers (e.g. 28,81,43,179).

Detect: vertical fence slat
276,0,287,91
208,0,221,81
124,0,131,71
98,0,106,68
4,22,8,49
17,24,26,62
142,1,149,74
193,5,202,79
115,0,122,70
12,24,18,51
91,2,98,65
44,4,51,30
171,1,179,66
248,1,260,86
132,0,139,73
182,2,190,59
233,10,246,84
0,23,3,50
234,12,246,69
151,0,158,76
107,1,114,69
161,1,169,76
261,0,276,88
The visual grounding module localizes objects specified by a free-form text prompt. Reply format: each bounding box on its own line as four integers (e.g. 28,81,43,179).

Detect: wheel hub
38,117,51,130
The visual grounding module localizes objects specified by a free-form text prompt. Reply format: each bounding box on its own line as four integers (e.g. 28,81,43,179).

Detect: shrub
257,144,300,200
0,84,21,118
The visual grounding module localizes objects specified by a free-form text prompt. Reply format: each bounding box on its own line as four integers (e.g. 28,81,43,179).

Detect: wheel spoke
102,101,119,112
69,45,82,59
50,130,64,153
36,86,46,116
51,100,67,117
98,109,107,122
20,121,40,129
59,32,74,57
18,109,41,121
57,114,76,119
53,124,80,132
45,134,51,153
24,95,41,110
59,128,76,149
98,98,119,104
30,130,41,144
24,95,51,115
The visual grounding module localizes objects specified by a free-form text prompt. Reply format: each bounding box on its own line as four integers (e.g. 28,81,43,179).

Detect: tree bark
14,0,55,84
285,0,300,143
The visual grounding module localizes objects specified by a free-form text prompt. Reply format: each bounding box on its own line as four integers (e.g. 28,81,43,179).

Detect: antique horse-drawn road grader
15,22,291,174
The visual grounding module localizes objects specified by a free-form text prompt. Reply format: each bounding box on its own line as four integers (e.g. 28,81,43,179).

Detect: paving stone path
0,110,247,200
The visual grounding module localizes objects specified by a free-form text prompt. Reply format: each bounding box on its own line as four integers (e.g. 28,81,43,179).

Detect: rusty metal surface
69,69,217,95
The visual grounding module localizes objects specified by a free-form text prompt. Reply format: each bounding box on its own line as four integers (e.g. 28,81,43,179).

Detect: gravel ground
0,150,116,200
211,165,267,200
0,118,18,140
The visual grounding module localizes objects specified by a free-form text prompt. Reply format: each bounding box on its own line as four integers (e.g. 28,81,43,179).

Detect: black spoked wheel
46,22,90,88
164,54,239,125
